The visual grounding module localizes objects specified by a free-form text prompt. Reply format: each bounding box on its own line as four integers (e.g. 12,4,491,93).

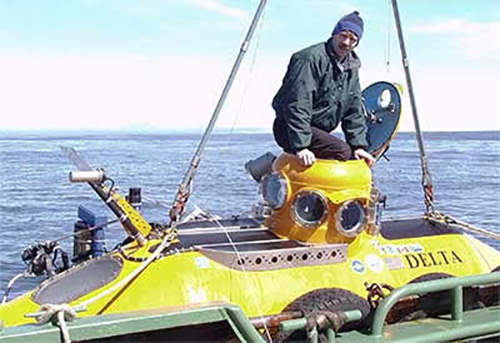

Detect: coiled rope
26,303,80,343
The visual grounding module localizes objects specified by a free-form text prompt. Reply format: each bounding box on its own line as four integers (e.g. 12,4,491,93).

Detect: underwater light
336,200,367,237
292,191,328,229
261,172,288,209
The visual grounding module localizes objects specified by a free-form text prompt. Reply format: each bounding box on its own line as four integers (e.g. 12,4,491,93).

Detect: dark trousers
273,119,352,161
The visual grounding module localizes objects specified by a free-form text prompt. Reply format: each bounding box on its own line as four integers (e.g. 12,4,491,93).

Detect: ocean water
0,131,499,297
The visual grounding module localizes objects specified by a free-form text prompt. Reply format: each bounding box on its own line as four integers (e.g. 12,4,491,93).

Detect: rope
30,304,77,343
423,183,435,214
1,272,31,304
208,214,274,343
77,230,177,310
22,229,178,343
426,212,500,241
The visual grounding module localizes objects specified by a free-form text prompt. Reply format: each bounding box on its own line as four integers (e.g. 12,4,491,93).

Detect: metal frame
0,304,266,343
277,272,500,343
199,243,347,271
370,272,500,337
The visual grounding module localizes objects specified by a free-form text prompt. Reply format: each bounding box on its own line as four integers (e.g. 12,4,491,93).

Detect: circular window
292,191,328,229
335,200,367,237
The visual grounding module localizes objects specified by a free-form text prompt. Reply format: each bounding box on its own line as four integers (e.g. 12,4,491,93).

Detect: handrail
280,310,362,343
370,272,500,337
225,306,267,343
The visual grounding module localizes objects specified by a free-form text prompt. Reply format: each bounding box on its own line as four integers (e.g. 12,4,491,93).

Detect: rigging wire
390,0,435,214
228,5,266,135
426,212,500,241
189,4,268,218
209,214,274,343
168,0,269,226
386,0,392,75
77,229,178,310
54,219,120,243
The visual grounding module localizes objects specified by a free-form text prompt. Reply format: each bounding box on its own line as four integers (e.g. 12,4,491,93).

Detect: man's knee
310,127,352,161
337,144,352,161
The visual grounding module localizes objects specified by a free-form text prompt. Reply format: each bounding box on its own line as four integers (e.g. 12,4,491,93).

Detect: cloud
410,19,500,59
182,0,247,20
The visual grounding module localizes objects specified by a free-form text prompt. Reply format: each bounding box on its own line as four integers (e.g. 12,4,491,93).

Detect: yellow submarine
1,81,499,332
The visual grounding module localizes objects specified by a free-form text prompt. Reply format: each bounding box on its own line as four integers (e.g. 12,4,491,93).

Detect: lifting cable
426,212,500,241
168,0,269,226
391,1,498,240
390,0,435,214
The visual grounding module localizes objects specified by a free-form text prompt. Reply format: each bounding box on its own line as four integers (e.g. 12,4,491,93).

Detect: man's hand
354,148,376,168
296,149,316,167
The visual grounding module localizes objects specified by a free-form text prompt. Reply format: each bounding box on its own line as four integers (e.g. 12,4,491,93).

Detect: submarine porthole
261,172,288,209
287,255,294,262
331,251,337,258
336,200,367,237
317,252,323,259
271,256,278,263
255,257,262,265
292,191,328,229
302,253,308,261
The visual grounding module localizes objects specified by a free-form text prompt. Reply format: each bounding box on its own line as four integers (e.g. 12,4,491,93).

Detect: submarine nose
262,153,372,244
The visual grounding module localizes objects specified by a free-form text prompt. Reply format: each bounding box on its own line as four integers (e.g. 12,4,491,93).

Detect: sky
0,0,499,132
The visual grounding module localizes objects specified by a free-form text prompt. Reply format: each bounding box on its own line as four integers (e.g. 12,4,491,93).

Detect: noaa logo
365,254,384,273
351,259,365,274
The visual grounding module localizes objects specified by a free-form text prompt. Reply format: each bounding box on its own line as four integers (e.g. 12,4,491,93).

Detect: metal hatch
362,81,402,159
32,256,123,305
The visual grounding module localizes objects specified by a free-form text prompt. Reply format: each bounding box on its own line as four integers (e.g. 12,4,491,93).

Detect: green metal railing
278,273,499,343
280,310,362,343
370,272,500,337
1,274,498,343
0,305,266,343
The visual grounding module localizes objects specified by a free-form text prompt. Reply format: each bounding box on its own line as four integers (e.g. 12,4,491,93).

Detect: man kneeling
272,11,375,168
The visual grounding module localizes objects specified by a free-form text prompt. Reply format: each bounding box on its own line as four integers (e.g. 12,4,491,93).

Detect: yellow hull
2,222,499,328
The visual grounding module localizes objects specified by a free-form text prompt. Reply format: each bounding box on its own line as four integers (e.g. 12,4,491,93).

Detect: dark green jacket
272,39,368,152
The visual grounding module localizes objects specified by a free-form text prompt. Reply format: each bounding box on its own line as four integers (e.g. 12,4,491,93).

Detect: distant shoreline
0,129,498,135
0,130,498,142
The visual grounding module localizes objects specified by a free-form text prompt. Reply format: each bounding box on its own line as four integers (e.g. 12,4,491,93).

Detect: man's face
333,30,359,60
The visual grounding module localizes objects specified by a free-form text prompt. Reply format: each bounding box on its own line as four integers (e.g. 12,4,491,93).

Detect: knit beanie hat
332,11,364,40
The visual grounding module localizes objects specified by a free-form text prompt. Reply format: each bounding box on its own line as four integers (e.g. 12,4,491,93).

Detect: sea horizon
0,128,498,136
